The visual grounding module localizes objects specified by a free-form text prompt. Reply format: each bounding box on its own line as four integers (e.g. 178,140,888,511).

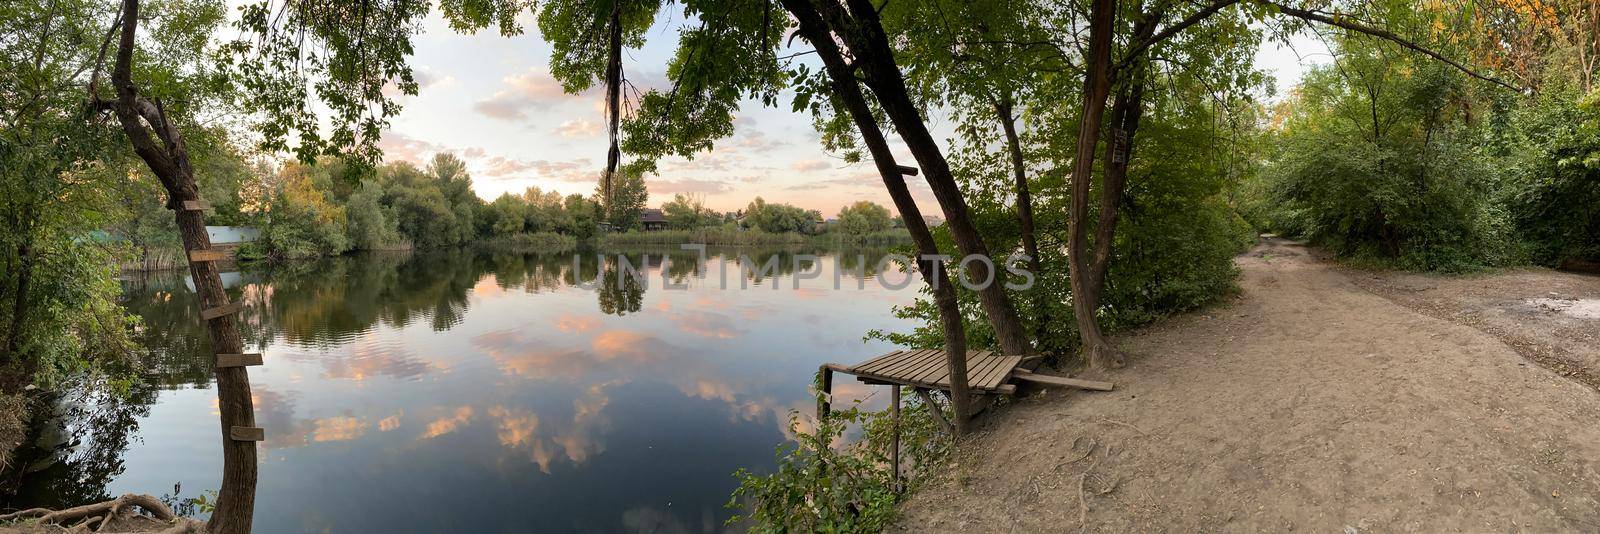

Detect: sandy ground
897,238,1600,532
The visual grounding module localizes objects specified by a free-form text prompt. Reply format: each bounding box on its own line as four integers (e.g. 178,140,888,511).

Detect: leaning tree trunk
1067,0,1120,369
818,0,1035,358
783,0,972,434
106,1,257,532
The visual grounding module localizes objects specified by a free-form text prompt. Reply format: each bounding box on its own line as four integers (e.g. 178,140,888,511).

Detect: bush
728,374,950,533
1256,49,1515,272
474,232,578,252
1503,89,1600,265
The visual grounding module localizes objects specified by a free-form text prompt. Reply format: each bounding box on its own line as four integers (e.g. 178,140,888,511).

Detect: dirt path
897,238,1600,532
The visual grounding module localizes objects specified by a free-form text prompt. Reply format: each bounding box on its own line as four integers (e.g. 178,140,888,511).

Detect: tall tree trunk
782,0,971,434
1067,0,1119,369
994,96,1051,348
817,0,1035,358
600,0,623,219
994,96,1042,276
1084,74,1147,312
108,1,256,531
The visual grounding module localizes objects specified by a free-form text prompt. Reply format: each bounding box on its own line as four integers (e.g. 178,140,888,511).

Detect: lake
7,246,918,532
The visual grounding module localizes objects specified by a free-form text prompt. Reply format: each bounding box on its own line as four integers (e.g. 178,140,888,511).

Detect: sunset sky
373,9,1328,217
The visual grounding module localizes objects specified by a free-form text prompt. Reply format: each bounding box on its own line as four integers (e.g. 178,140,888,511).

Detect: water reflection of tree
2,382,156,510
596,255,645,316
29,245,902,510
118,247,900,388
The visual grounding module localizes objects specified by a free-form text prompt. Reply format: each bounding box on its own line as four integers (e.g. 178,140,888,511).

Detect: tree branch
1256,0,1521,91
1117,0,1239,72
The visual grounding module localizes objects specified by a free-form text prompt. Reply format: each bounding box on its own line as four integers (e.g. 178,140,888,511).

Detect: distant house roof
641,208,667,223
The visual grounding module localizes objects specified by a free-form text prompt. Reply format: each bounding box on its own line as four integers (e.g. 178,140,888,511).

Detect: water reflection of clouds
487,380,618,473
277,335,434,382
554,313,600,333
473,328,667,380
420,406,475,439
670,310,744,339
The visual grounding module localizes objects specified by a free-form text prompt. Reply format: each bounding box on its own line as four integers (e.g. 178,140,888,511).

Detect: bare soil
897,238,1600,532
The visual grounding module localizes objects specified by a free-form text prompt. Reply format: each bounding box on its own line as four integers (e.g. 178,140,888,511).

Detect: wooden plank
976,355,1023,389
216,353,263,368
181,200,212,211
872,349,938,378
902,349,955,385
850,350,902,374
188,249,227,262
940,352,1010,391
1011,369,1114,391
852,350,906,374
931,352,987,389
200,302,242,321
229,426,264,441
909,350,961,386
963,352,1004,386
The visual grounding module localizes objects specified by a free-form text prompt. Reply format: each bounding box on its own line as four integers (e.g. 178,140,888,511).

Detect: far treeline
111,148,912,265
2,0,1598,531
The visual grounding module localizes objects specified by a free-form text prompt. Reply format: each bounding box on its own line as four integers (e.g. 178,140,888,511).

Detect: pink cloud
555,119,602,138
473,69,590,121
791,159,830,172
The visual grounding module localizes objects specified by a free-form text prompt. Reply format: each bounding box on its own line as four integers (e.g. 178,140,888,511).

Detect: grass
475,232,579,252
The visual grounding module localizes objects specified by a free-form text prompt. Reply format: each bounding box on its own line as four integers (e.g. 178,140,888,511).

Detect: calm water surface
17,247,917,532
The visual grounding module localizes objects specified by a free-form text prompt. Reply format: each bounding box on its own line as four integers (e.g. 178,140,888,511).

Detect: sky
373,8,1330,217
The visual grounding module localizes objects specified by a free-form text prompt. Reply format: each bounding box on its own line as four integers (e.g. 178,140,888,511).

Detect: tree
605,167,649,230
485,193,529,236
743,197,815,233
662,193,716,229
564,193,602,239
836,201,891,234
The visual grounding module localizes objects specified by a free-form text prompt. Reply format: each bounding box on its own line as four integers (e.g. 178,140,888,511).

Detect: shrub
728,376,950,533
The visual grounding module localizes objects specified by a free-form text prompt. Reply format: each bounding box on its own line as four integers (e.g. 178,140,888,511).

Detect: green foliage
0,0,139,390
1502,88,1600,264
475,232,578,252
1255,38,1516,272
661,193,719,229
743,197,821,234
729,374,950,533
604,168,650,231
835,201,892,235
223,0,468,165
345,181,403,250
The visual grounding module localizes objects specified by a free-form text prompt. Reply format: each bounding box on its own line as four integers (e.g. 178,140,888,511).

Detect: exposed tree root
0,494,204,533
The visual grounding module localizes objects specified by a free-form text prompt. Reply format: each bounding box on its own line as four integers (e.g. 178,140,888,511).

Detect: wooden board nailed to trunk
229,426,264,442
200,302,242,321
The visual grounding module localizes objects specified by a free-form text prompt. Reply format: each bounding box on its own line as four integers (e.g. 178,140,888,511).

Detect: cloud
783,171,881,190
791,159,831,172
555,314,601,333
473,69,587,121
378,411,404,432
555,119,602,138
419,406,475,439
646,178,733,195
311,416,368,442
375,131,446,164
735,130,787,153
480,156,596,183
